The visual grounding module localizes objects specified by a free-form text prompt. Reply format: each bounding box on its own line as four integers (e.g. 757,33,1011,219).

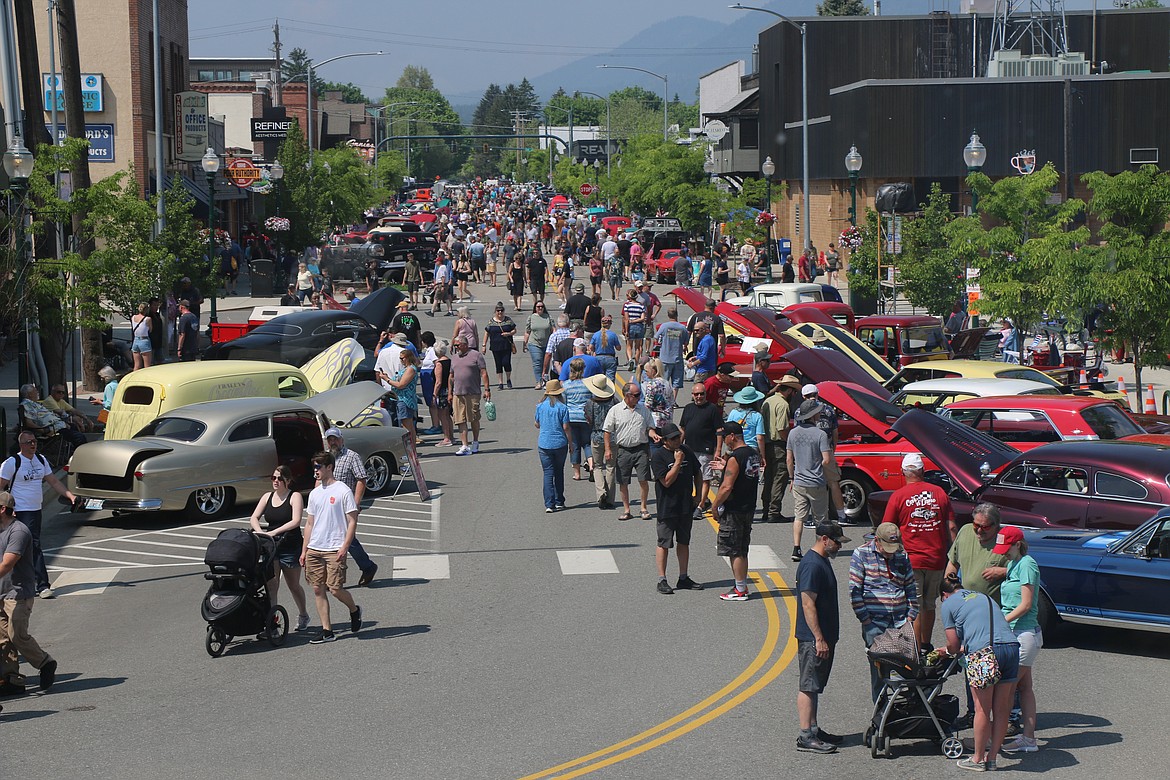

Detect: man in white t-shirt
0,434,75,599
601,237,618,262
374,333,408,389
300,451,363,644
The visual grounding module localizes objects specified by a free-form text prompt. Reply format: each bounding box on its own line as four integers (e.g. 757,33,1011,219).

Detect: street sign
42,73,103,112
251,117,292,141
704,119,728,141
45,124,114,163
579,183,596,196
175,91,209,162
225,158,262,188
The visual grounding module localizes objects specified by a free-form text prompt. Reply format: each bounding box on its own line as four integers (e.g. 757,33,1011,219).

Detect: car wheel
1037,589,1061,635
364,452,395,495
839,471,877,526
186,485,235,520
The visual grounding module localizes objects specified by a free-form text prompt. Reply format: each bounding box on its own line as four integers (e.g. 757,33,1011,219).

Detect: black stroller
200,529,289,657
863,623,965,760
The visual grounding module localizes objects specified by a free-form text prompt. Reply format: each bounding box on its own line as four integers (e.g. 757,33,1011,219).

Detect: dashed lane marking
392,553,451,580
556,549,620,576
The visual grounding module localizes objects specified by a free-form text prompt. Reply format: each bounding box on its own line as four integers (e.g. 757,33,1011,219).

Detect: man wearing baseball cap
882,452,956,647
709,420,761,602
787,399,832,561
802,383,848,525
849,521,918,701
324,428,379,587
0,490,58,694
650,422,704,594
565,281,590,322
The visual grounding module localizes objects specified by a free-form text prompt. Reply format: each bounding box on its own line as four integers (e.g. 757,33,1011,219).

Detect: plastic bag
484,399,497,421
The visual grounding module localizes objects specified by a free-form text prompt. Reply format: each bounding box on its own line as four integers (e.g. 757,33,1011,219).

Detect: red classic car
644,248,685,283
940,395,1160,447
855,314,952,367
783,301,856,332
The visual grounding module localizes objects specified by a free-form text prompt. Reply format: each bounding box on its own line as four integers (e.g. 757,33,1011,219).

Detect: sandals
641,511,652,521
618,512,633,521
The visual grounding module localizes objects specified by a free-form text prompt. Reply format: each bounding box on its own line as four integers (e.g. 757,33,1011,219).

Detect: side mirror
1137,544,1154,561
980,461,992,481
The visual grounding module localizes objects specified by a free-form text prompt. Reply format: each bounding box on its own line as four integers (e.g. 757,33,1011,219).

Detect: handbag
484,399,497,422
965,594,1002,689
97,409,109,424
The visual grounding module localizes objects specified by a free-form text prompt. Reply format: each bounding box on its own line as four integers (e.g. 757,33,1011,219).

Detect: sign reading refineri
251,118,292,141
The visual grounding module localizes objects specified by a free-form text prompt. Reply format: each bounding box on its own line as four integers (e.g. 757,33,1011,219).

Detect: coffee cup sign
1011,150,1037,176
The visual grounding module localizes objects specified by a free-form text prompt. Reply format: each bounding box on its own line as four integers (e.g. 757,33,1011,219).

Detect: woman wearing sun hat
534,379,571,512
727,386,766,456
996,525,1044,756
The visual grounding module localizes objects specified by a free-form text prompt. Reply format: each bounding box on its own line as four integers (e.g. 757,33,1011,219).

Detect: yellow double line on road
519,509,798,779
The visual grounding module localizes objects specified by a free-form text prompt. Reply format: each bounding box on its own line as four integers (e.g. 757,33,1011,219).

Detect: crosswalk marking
722,545,785,571
393,554,450,580
50,568,120,597
557,549,620,575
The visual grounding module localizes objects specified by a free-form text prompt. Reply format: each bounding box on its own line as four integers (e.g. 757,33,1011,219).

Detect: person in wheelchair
18,385,86,448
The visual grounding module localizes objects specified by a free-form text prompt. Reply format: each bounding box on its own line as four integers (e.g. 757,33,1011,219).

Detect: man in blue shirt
559,340,602,380
589,314,622,381
687,321,718,381
653,308,690,390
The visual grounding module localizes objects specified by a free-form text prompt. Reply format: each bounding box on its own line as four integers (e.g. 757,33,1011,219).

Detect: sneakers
554,504,566,510
455,445,472,456
719,587,749,602
498,383,505,390
792,546,803,562
956,757,986,772
546,507,555,513
471,441,480,454
507,380,513,389
816,728,843,744
657,579,674,595
39,660,57,691
38,587,55,599
309,630,336,644
675,576,704,591
295,613,311,632
1002,736,1038,753
795,735,837,754
357,564,378,588
350,606,363,634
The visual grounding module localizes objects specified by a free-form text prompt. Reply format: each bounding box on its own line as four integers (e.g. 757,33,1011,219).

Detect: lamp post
963,131,986,212
597,65,668,142
4,138,34,388
201,146,220,325
270,159,284,278
730,4,809,254
370,100,420,187
845,144,863,226
762,155,776,283
306,51,385,167
593,158,600,188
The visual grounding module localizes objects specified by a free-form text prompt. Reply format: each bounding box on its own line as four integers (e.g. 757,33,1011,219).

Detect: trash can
250,259,274,296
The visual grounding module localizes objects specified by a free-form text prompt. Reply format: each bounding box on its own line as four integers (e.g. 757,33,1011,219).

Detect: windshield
135,417,207,442
1081,404,1144,439
794,324,897,382
994,367,1064,389
903,325,949,355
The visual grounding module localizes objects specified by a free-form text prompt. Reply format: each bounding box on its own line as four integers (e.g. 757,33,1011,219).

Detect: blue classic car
1026,508,1170,635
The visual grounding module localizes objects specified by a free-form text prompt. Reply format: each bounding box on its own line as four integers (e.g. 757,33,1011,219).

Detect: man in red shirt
881,453,956,648
703,363,736,410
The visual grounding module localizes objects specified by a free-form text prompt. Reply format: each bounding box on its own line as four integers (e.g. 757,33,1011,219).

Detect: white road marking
722,545,785,571
557,549,619,576
392,553,450,580
50,568,121,597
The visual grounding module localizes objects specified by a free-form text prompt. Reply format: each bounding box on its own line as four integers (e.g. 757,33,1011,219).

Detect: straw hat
544,379,565,396
584,374,615,399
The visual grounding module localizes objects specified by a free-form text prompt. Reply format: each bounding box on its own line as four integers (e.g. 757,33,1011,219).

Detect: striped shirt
848,542,918,631
622,300,645,325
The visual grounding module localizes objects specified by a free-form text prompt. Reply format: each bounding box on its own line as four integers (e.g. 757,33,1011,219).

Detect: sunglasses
972,522,995,531
312,464,325,471
271,475,284,482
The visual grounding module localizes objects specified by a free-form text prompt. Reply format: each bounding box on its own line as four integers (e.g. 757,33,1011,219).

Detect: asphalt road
4,295,1166,779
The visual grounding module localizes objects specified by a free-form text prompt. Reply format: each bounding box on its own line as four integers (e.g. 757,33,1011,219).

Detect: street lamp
597,64,668,142
306,51,385,166
762,155,776,283
963,131,986,212
730,4,810,254
270,159,284,276
593,158,601,188
4,138,35,388
201,146,220,325
844,144,863,226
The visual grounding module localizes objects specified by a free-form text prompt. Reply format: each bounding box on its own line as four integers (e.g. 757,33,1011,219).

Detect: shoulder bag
965,593,1002,689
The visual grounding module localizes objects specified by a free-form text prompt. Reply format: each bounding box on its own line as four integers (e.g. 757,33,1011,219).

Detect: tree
316,80,369,104
282,47,311,82
723,178,780,247
1081,165,1170,407
396,65,435,91
599,135,723,233
899,183,964,317
817,0,869,15
382,83,465,178
845,208,883,300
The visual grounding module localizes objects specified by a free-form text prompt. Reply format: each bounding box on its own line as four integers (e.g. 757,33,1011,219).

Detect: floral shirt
641,377,675,428
584,397,617,448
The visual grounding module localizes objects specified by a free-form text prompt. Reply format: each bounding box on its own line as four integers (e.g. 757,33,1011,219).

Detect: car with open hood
890,377,1060,411
866,408,1170,531
66,382,409,520
884,358,1125,402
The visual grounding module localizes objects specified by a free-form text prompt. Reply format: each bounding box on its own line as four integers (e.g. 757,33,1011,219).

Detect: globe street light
844,144,863,226
201,146,221,325
597,64,668,142
963,131,986,212
4,138,35,388
762,155,776,283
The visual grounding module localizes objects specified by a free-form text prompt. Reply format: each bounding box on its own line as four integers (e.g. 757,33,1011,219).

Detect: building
699,60,760,186
753,9,1170,253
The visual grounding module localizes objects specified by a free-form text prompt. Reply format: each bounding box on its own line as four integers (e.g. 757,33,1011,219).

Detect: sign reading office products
251,118,292,141
42,73,104,112
45,124,114,162
175,91,209,162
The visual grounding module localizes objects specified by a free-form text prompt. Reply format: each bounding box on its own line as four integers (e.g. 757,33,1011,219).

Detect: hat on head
574,282,585,292
573,338,588,349
797,398,824,422
391,333,410,346
657,421,683,440
802,383,819,397
716,362,736,376
777,374,803,390
601,314,613,322
733,386,764,405
544,378,565,396
993,525,1025,555
812,331,830,344
719,420,744,438
902,453,925,471
815,521,851,544
634,279,645,288
397,299,411,308
874,522,904,554
179,298,191,309
0,490,14,511
584,374,614,399
324,427,344,440
288,283,296,290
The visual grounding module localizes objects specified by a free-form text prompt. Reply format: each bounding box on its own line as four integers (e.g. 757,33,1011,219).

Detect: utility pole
272,19,282,106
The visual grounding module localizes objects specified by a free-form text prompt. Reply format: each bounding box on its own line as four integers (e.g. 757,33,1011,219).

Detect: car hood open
891,408,1018,494
349,286,405,331
815,381,903,442
304,381,393,428
299,337,366,394
785,347,891,399
68,439,174,478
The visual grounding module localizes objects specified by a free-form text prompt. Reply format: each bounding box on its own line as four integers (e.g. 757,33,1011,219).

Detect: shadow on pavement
48,675,128,695
354,623,431,641
0,708,57,722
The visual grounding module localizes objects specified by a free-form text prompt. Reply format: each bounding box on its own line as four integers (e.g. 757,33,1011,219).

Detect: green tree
898,183,964,317
723,178,781,247
396,65,435,91
317,145,376,229
817,0,869,15
316,80,369,104
282,47,310,82
1081,165,1170,407
601,135,723,233
373,149,408,197
382,82,465,177
845,207,883,300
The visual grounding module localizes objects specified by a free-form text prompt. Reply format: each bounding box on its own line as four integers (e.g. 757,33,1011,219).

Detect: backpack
6,453,50,473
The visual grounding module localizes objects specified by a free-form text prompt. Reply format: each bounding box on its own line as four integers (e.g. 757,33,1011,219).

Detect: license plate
84,498,104,511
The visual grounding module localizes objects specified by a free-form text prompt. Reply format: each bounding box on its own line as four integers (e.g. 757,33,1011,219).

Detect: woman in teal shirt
996,526,1042,754
534,380,571,512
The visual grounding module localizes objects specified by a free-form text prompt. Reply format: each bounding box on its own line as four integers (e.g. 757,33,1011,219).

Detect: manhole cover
67,705,97,712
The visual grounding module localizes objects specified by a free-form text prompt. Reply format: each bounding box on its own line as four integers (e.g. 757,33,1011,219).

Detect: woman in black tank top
248,464,310,631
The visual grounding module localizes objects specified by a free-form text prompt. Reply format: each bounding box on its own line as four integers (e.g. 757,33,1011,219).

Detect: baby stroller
863,623,964,760
200,529,288,657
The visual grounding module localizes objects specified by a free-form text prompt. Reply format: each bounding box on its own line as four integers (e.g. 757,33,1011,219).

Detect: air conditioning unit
1058,52,1090,75
990,49,1091,78
990,50,1026,78
1027,56,1056,77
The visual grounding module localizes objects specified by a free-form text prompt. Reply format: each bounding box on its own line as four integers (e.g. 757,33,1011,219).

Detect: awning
162,173,249,206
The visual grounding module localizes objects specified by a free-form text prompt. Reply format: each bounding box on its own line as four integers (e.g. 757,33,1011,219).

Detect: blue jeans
421,368,435,407
15,510,49,593
539,446,568,508
528,342,545,384
569,422,592,466
596,354,617,381
348,536,376,574
662,360,684,389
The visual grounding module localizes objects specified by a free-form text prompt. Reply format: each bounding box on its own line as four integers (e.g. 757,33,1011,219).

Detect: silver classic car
66,382,409,519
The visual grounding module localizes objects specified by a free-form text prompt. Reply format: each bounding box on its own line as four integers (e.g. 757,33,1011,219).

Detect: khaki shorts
304,548,347,589
452,394,481,425
914,568,944,608
824,454,841,482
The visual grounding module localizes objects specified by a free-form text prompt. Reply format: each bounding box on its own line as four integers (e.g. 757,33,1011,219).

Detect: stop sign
579,182,596,196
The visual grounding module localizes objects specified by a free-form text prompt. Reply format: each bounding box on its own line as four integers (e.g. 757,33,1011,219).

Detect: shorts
627,323,646,341
275,548,301,570
452,394,481,425
396,401,417,424
590,275,603,285
798,640,835,693
131,336,152,354
1014,627,1043,667
716,508,753,557
657,514,694,549
696,452,715,482
615,445,651,484
991,642,1021,683
304,548,347,589
407,281,419,293
914,569,944,607
823,455,841,482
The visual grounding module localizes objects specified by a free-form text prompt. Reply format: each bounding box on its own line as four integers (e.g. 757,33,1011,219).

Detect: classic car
644,248,685,283
890,377,1061,411
941,395,1155,447
866,408,1170,531
203,287,404,365
783,301,856,332
884,359,1124,401
855,315,952,367
785,321,899,385
723,283,825,309
66,382,409,520
1026,508,1170,635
